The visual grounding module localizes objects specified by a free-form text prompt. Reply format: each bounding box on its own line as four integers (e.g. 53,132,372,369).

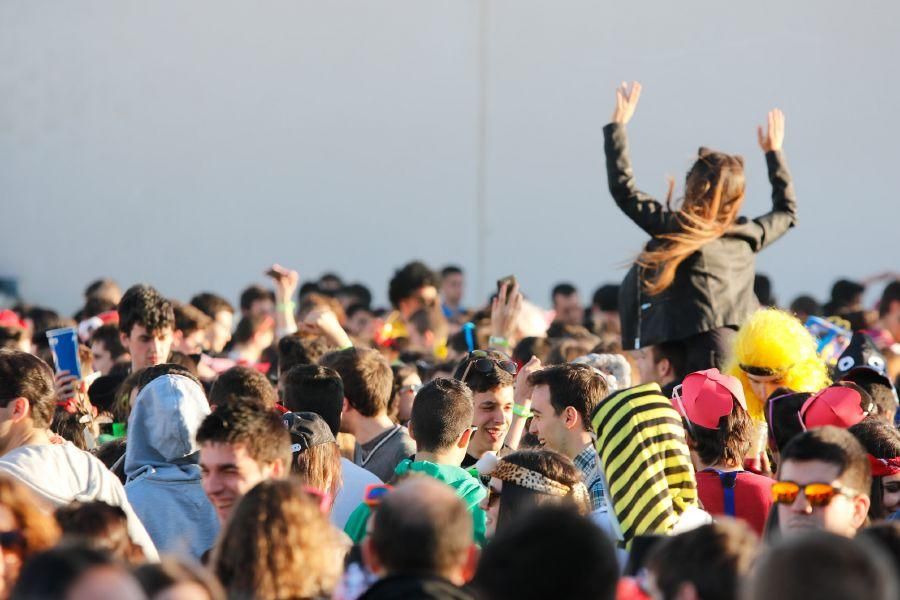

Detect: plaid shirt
573,443,606,511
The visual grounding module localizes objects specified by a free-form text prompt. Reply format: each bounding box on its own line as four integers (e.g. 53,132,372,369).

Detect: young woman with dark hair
605,82,797,373
481,449,590,538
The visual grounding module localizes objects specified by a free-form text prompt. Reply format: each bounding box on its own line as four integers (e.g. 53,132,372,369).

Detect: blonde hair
725,308,830,419
639,150,746,296
211,479,344,600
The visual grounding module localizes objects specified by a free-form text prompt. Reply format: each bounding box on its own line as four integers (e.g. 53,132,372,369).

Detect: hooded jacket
344,459,487,545
124,374,218,558
0,442,158,560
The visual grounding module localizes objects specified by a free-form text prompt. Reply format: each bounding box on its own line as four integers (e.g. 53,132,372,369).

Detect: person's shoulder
737,471,775,490
341,458,382,485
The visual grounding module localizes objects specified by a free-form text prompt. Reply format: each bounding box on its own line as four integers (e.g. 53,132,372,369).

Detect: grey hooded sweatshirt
0,442,158,560
124,374,218,558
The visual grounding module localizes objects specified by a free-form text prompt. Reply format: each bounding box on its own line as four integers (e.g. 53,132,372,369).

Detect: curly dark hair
117,284,175,337
388,261,436,309
196,403,291,468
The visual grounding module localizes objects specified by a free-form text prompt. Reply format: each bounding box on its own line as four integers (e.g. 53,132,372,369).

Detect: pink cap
0,310,26,330
799,386,867,430
675,368,747,429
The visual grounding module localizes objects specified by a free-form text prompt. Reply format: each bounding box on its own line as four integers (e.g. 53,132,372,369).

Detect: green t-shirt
343,458,487,545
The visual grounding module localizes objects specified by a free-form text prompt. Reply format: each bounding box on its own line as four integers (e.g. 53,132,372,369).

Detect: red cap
0,310,26,330
675,368,747,429
799,386,867,430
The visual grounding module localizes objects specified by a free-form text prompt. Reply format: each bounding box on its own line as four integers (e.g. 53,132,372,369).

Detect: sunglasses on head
771,480,856,507
670,384,697,439
459,350,517,384
364,483,393,508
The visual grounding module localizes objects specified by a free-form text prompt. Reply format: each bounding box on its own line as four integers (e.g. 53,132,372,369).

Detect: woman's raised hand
757,108,785,152
611,81,642,125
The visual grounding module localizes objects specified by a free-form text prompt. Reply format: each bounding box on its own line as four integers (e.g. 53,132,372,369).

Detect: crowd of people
0,82,899,599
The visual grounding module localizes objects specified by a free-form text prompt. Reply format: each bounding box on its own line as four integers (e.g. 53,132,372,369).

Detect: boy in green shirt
344,378,487,544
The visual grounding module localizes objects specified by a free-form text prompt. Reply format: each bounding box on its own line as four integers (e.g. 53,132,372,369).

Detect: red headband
867,454,900,478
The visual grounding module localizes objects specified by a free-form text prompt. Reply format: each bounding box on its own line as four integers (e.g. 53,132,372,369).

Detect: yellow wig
725,308,831,420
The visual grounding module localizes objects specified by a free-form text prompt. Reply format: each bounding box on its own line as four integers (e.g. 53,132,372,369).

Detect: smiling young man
196,402,292,523
452,350,516,468
774,426,871,538
527,363,609,511
118,284,175,372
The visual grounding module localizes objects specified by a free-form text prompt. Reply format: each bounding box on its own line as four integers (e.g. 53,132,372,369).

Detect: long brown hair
211,479,344,599
638,148,746,295
293,441,343,501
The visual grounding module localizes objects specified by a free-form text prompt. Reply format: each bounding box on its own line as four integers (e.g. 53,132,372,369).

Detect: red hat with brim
799,385,868,430
675,368,747,430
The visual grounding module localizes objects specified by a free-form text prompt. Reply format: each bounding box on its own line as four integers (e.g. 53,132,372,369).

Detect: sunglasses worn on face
487,486,502,508
772,480,856,507
459,350,517,384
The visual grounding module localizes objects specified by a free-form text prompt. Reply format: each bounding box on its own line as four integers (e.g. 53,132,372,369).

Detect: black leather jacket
603,123,798,350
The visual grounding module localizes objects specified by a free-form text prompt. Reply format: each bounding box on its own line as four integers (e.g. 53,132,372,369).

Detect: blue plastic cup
46,327,82,380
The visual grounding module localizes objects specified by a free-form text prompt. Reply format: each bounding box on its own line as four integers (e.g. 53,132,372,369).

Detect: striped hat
591,382,698,547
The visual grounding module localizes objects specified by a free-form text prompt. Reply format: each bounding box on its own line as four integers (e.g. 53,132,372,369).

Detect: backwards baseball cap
798,383,873,430
834,331,892,388
283,411,336,455
673,368,747,430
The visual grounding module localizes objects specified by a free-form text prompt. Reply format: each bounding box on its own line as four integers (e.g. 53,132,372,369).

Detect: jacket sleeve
746,150,798,252
603,123,677,236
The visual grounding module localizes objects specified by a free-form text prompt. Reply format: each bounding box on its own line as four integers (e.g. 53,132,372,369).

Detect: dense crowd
0,82,899,600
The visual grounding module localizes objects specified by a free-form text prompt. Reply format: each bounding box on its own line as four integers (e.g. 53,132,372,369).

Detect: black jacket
604,123,797,350
359,574,474,600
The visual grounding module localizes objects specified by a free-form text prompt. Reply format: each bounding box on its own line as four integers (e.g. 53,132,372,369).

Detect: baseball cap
798,383,872,430
0,310,26,330
673,368,747,430
282,411,335,455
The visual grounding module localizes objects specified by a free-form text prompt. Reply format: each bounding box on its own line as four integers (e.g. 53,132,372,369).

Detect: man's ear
457,426,473,449
362,538,382,575
341,397,352,415
675,581,701,600
563,406,579,430
10,398,30,423
852,494,871,531
407,421,416,441
269,458,288,480
656,357,672,379
119,331,131,352
461,544,480,582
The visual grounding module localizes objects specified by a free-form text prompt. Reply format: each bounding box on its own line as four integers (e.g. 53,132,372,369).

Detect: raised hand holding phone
266,264,300,337
490,277,523,346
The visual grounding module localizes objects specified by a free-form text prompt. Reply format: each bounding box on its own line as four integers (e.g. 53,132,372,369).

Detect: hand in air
757,108,785,152
611,81,642,125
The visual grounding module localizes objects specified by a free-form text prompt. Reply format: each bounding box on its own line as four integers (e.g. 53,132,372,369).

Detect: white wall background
1,1,897,315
